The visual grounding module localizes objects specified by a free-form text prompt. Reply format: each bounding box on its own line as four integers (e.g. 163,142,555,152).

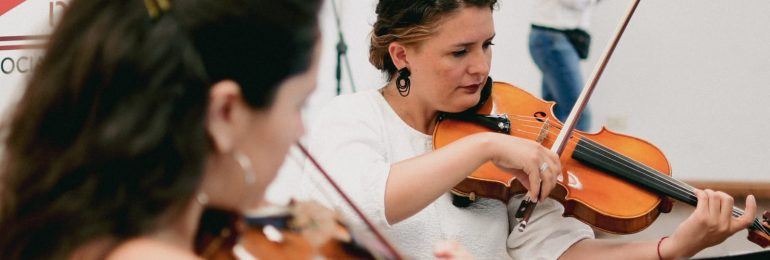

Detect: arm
560,190,758,260
561,239,671,260
385,132,561,224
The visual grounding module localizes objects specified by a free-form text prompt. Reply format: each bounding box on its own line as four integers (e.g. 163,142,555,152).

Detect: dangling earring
196,192,209,205
396,67,411,97
233,151,257,185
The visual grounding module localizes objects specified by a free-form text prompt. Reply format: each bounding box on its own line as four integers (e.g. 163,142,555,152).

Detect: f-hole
534,111,547,122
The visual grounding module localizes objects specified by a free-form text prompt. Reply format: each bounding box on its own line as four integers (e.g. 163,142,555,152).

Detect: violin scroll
194,201,377,259
747,210,770,248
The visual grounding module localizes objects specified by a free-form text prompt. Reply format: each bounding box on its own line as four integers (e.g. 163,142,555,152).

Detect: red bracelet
657,236,669,260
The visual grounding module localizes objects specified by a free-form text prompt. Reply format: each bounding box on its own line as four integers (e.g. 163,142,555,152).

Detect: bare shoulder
107,239,199,260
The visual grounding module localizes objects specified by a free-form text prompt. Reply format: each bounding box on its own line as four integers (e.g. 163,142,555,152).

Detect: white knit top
302,89,593,259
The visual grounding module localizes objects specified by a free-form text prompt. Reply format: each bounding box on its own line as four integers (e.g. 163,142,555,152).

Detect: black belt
530,24,591,59
531,24,570,33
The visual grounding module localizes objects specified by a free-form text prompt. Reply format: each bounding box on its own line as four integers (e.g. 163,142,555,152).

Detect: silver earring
196,192,209,205
234,151,257,185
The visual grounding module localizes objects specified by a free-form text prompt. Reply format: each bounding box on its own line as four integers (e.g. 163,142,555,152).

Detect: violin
433,0,770,248
434,80,769,241
194,202,376,259
194,144,404,259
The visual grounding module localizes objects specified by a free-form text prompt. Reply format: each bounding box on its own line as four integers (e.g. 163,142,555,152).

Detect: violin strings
490,116,760,227
533,124,698,199
573,137,769,233
755,218,770,234
567,130,758,227
514,127,770,233
490,108,770,235
480,112,770,235
484,108,770,235
481,116,688,194
514,122,706,206
589,143,768,234
514,126,698,201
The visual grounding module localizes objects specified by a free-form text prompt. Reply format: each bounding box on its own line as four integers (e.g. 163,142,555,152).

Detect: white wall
0,1,767,205
267,0,770,203
586,0,770,184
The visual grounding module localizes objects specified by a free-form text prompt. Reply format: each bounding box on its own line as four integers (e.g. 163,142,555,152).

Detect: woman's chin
441,105,475,113
440,96,481,113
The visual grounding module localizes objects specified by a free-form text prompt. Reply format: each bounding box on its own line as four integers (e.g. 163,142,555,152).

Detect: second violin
194,202,376,260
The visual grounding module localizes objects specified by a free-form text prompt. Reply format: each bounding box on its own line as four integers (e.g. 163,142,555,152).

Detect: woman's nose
468,49,490,76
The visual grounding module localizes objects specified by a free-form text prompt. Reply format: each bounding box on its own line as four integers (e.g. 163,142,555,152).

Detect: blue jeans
529,27,591,131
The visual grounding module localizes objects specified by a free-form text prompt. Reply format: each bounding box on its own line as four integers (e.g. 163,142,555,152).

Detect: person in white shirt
529,0,598,131
304,0,757,259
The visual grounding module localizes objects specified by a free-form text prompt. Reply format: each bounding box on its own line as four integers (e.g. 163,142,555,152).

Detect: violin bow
296,143,404,260
518,0,642,232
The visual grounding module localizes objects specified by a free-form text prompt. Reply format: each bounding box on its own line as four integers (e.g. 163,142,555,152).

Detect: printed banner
0,0,69,114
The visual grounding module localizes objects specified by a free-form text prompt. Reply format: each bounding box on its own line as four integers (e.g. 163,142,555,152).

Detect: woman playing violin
303,0,757,259
0,0,324,258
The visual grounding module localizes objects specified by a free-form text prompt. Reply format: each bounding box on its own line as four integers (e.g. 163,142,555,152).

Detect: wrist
659,235,694,260
472,132,502,161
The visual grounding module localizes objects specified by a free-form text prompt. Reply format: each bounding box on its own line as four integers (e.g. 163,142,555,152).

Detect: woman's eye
483,41,495,49
452,49,468,57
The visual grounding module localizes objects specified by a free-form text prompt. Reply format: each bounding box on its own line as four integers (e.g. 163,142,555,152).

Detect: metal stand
331,0,356,95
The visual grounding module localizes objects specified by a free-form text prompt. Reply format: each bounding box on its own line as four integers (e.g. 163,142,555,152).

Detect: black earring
396,67,411,97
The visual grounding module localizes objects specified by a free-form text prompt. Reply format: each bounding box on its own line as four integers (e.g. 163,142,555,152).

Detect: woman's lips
459,83,480,93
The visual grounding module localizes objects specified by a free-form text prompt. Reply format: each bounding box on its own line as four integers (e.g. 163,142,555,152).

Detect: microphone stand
331,0,356,95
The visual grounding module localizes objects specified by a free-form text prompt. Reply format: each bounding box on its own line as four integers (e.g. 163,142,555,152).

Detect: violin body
195,207,376,259
238,224,371,260
434,81,673,234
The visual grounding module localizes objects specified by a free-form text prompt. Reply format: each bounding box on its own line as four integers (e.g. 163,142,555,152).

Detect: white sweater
531,0,599,30
302,89,593,259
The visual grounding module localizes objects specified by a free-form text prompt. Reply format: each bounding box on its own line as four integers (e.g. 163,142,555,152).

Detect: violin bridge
535,119,550,144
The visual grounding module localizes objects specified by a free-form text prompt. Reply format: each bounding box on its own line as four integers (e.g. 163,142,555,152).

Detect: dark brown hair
0,0,321,259
369,0,498,80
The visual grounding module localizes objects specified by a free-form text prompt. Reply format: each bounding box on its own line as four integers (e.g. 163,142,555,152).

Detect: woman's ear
388,42,409,69
206,80,246,153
